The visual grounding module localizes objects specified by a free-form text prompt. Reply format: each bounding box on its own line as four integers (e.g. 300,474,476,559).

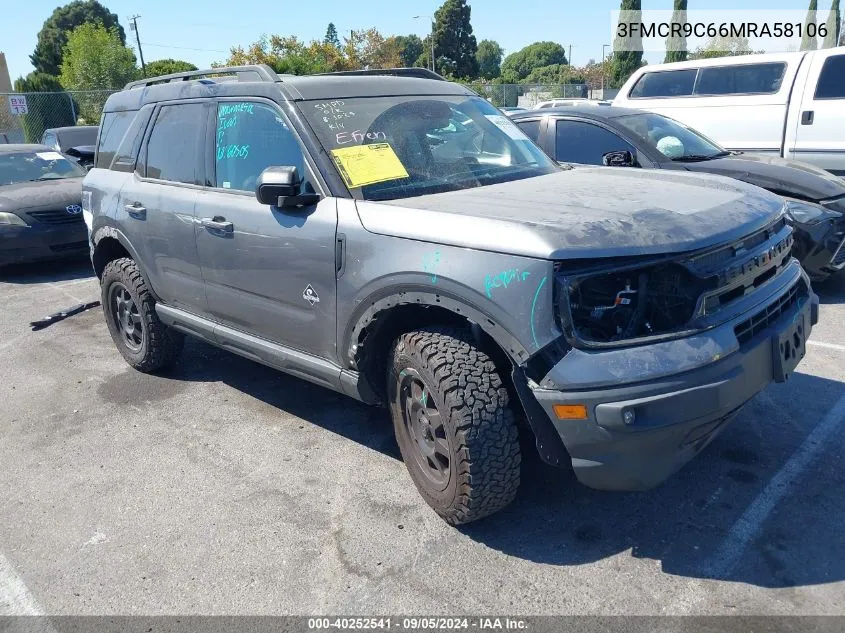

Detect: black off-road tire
101,257,183,372
388,326,521,524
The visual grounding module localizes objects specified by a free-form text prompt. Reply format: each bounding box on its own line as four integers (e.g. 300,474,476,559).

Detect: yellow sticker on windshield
330,143,409,188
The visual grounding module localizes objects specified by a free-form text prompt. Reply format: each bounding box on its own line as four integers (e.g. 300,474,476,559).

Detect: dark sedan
511,106,845,281
41,126,98,169
0,144,88,268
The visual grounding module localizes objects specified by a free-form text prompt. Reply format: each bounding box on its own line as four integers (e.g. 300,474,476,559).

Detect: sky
2,0,840,83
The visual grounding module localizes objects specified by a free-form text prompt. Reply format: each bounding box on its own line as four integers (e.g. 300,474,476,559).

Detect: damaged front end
787,197,845,282
556,215,796,349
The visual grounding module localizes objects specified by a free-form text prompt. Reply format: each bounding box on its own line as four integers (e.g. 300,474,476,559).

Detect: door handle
801,110,814,125
200,217,234,234
124,203,146,220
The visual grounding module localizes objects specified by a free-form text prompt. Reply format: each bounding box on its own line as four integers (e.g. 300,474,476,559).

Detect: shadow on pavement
815,272,845,305
149,338,845,590
0,255,93,284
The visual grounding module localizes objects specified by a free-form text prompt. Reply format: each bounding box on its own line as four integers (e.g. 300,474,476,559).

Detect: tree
226,35,351,74
476,40,503,80
500,42,568,82
59,23,138,122
31,0,125,76
324,23,341,49
144,59,197,78
823,0,841,48
801,0,818,51
394,35,424,67
689,35,762,59
664,0,688,63
12,72,75,142
432,0,478,78
610,0,643,88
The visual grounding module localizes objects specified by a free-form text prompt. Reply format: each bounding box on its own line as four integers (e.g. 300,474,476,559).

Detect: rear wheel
101,257,183,372
388,326,521,524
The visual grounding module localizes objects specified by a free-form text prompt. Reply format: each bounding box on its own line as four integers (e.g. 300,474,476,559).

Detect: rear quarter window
694,63,786,96
629,69,697,98
96,111,137,169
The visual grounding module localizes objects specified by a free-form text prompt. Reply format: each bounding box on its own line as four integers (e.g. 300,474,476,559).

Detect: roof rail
317,68,447,81
124,64,280,90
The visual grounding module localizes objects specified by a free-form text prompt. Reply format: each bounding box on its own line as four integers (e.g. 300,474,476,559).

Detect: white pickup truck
614,47,845,176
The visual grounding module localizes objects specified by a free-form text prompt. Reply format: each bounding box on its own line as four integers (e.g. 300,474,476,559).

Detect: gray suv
84,65,818,524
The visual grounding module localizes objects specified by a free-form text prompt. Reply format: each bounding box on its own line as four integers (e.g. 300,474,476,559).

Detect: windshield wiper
670,153,727,162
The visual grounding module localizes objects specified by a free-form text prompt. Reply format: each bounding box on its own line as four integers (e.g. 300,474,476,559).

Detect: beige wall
0,53,11,92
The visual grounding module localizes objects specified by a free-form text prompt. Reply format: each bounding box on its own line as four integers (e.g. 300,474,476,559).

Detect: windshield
0,150,86,186
301,95,558,201
614,112,728,161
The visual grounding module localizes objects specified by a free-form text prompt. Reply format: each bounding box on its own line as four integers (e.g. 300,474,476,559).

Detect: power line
140,42,230,53
128,15,146,76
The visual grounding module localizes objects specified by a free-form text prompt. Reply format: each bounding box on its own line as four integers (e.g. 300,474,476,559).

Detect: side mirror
255,166,320,208
602,150,637,167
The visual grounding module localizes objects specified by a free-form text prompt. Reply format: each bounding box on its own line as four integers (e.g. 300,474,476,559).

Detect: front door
195,99,339,361
790,51,845,176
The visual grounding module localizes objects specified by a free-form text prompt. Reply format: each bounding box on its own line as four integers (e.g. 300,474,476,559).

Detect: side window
555,120,635,165
815,55,845,99
95,111,135,169
43,133,58,151
515,119,541,143
113,109,151,172
629,69,697,98
215,102,307,192
145,104,205,184
695,63,786,96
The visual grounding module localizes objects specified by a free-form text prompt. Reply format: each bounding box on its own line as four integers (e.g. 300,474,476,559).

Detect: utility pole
413,15,435,73
128,15,146,77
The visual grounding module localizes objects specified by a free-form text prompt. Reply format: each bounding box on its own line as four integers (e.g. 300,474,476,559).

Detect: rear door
194,98,339,361
117,101,208,313
789,50,845,175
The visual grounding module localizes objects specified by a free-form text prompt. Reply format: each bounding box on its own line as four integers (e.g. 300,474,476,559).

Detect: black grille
832,238,845,267
28,209,83,225
734,282,803,346
688,217,787,276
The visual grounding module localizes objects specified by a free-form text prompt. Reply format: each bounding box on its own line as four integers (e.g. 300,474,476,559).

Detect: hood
681,153,845,202
356,169,785,260
0,178,84,216
66,145,95,158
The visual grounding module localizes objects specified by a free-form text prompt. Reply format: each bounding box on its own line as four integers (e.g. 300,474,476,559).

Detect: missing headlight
565,264,705,344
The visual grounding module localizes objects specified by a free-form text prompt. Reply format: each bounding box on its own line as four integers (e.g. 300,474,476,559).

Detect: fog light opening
623,410,636,426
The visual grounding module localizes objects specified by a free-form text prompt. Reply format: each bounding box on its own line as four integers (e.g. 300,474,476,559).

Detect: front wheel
388,327,521,525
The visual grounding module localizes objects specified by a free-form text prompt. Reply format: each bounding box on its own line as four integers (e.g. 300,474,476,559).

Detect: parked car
613,48,845,176
85,65,816,524
0,144,88,267
510,106,845,282
41,126,98,169
534,98,590,109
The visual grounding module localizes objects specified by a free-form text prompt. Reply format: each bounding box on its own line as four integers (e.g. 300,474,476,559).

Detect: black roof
509,105,645,121
0,143,52,154
105,64,473,113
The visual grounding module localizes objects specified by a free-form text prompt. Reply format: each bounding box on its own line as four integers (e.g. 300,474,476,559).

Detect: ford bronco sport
84,66,818,524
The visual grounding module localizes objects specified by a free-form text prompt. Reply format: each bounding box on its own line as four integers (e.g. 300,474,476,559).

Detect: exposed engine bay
567,264,703,343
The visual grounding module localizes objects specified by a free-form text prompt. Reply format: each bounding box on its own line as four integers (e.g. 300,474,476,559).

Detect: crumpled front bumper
530,261,818,491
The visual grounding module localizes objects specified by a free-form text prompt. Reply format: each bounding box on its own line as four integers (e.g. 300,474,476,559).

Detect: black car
41,126,99,169
0,144,88,267
511,106,845,281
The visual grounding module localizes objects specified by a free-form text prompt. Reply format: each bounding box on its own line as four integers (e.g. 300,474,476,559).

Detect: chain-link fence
0,90,117,144
462,83,593,108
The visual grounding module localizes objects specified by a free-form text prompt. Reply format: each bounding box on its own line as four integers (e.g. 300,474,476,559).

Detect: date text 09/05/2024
307,617,529,630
